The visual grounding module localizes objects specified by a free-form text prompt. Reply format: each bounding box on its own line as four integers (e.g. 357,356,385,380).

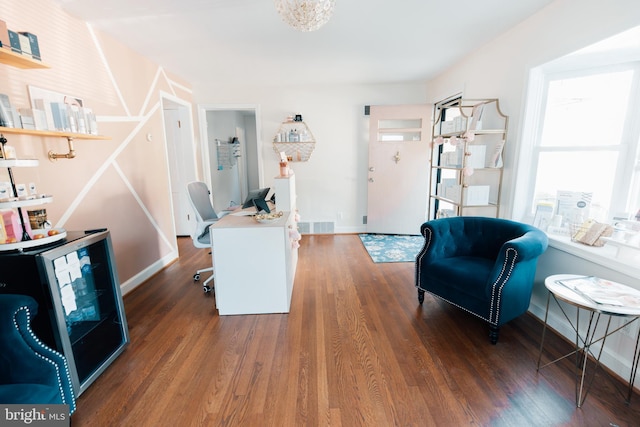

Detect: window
531,66,639,224
520,27,640,234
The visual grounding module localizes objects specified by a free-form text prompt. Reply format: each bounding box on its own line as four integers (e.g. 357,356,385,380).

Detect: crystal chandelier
274,0,336,32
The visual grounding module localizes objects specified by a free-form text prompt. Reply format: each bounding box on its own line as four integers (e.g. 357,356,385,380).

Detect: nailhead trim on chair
12,305,77,413
414,227,432,288
489,247,518,325
425,292,493,323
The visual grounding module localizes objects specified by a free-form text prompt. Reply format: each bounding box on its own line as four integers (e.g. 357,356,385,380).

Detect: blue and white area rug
358,234,424,263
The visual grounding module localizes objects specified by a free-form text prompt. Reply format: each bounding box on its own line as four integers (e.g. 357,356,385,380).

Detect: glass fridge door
43,231,129,395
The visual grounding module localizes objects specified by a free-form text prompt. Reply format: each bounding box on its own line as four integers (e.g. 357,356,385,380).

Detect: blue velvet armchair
415,217,548,344
0,294,76,413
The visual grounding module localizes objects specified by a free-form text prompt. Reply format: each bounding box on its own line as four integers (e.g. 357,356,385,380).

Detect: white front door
367,104,432,235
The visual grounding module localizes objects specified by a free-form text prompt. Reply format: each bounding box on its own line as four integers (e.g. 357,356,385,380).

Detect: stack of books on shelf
0,19,42,62
0,18,42,62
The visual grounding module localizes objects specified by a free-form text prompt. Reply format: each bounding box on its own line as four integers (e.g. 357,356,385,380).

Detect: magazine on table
556,276,640,307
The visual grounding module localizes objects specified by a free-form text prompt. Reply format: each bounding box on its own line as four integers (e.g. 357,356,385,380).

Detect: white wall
194,82,428,233
424,0,640,389
243,113,259,191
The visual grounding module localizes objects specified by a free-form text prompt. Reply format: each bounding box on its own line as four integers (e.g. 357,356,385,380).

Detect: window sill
547,234,640,281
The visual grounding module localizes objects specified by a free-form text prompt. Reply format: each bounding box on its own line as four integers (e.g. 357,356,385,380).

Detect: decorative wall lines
86,24,131,117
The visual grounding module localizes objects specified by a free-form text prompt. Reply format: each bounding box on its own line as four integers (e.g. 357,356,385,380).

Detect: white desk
210,210,298,315
537,274,640,407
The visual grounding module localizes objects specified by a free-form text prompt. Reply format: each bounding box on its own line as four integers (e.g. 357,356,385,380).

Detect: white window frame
515,53,640,279
528,62,640,218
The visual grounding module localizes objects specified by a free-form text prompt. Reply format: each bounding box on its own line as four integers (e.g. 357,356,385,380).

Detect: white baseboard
120,250,179,296
333,225,367,234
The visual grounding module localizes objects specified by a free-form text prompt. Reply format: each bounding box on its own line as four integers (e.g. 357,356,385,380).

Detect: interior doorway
162,94,197,237
197,105,264,213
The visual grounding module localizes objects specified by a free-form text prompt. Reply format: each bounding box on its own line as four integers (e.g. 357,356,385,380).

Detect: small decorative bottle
279,161,289,177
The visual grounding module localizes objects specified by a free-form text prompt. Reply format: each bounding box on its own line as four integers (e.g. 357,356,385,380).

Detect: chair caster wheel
194,273,200,281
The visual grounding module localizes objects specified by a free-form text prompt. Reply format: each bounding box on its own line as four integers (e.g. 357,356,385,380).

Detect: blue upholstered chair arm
484,228,548,323
0,295,76,413
485,230,548,290
501,230,549,262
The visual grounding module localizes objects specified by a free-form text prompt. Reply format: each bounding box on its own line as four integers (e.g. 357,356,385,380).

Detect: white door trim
197,104,264,194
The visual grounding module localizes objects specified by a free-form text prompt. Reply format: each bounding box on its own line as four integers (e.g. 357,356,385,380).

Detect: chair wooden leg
418,289,425,304
489,324,500,345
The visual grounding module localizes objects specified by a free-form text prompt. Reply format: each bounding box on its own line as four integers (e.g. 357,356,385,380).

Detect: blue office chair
187,181,219,293
415,216,548,344
0,294,76,413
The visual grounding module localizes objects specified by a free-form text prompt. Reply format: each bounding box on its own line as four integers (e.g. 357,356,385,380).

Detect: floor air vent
313,222,335,234
297,222,311,234
297,222,335,234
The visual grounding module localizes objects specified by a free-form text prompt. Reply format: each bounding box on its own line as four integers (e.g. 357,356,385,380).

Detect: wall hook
394,151,401,163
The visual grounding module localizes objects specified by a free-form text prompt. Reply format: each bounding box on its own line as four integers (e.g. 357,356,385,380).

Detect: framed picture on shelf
27,86,97,135
556,190,592,228
533,202,554,231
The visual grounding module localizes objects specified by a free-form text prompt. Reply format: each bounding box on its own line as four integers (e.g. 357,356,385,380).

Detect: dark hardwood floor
72,235,640,426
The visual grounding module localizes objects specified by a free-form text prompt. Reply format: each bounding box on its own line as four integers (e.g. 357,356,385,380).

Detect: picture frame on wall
27,85,97,135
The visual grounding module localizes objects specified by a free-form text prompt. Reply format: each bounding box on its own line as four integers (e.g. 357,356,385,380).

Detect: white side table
537,274,640,407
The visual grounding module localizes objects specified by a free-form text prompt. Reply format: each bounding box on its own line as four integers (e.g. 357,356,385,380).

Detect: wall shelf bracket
49,137,76,161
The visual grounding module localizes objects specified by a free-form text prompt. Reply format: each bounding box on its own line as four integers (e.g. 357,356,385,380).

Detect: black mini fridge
0,229,129,396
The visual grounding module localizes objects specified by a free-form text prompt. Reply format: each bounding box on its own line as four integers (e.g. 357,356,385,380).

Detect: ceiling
52,0,555,89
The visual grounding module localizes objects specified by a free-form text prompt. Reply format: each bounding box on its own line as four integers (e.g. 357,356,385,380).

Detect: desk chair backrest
187,181,219,248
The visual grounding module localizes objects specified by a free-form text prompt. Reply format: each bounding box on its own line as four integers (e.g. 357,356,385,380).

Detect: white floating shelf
0,196,53,209
0,159,39,167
